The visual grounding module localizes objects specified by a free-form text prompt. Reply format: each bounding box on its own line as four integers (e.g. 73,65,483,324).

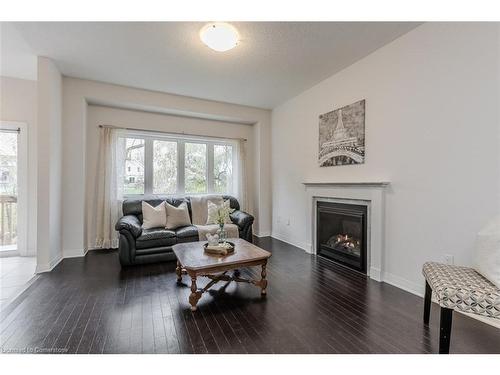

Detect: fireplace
316,201,367,273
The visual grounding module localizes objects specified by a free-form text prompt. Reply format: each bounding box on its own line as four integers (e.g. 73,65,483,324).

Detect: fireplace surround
303,181,389,281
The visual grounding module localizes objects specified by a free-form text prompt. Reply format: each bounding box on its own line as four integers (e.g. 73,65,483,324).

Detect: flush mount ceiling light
200,22,239,52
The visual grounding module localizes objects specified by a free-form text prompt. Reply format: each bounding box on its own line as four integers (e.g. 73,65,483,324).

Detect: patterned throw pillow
141,201,167,229
206,200,232,225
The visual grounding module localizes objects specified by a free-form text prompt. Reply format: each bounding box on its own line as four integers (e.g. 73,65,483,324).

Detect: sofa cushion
135,246,174,256
136,228,176,249
175,225,199,242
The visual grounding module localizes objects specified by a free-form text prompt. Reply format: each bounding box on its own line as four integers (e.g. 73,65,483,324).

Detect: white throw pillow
474,216,500,288
165,202,192,230
142,201,167,229
206,199,232,225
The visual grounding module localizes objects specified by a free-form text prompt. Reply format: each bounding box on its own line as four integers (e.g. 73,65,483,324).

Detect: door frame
0,121,28,257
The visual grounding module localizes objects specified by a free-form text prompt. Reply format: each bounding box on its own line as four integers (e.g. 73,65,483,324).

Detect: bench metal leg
423,280,432,324
439,307,453,354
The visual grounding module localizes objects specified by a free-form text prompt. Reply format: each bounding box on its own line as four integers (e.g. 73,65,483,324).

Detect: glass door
0,126,20,254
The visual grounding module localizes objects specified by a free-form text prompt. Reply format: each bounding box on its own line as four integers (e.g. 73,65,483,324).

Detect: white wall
0,76,38,256
36,57,63,272
62,77,272,256
85,105,255,248
271,23,500,295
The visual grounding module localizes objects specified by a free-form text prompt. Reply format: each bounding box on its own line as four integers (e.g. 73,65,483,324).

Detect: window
1,171,9,183
185,142,207,193
118,132,237,197
123,138,144,195
214,144,233,193
153,140,177,194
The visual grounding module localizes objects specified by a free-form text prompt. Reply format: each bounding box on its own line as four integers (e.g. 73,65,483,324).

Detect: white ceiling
10,22,420,109
0,23,37,81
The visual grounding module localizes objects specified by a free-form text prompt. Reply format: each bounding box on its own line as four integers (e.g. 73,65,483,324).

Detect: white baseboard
254,231,271,238
382,271,425,297
63,248,87,258
271,232,312,253
36,248,87,273
369,267,382,282
36,255,63,273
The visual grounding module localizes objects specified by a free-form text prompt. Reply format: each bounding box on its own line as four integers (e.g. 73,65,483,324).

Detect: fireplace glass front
316,201,367,273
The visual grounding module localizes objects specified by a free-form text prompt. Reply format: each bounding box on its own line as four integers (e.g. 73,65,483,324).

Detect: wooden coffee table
172,238,271,311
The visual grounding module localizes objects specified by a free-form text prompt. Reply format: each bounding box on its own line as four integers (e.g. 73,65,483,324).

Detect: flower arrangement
216,204,234,243
215,204,234,226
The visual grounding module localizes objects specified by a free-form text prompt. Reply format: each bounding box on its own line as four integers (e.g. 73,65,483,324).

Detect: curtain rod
98,124,247,142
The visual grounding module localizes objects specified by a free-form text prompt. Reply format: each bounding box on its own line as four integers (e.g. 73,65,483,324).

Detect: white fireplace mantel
303,181,390,187
303,181,390,282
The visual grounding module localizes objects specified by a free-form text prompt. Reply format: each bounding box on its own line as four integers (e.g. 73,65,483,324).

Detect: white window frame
120,130,237,198
0,121,28,256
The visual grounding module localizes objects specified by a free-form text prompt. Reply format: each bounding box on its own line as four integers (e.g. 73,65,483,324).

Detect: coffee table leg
189,274,202,311
260,262,268,295
176,260,182,282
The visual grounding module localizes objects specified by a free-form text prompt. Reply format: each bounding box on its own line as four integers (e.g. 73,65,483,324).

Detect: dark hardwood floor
1,237,499,354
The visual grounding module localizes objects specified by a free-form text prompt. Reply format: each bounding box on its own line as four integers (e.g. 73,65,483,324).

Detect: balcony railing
0,195,17,247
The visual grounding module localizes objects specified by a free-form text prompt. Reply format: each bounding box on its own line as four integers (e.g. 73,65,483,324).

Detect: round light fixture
200,22,239,52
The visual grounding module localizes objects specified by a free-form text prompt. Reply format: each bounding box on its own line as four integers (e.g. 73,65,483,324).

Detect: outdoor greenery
0,131,18,246
185,142,207,193
153,140,177,194
121,136,234,196
123,138,145,195
214,144,233,194
0,132,17,195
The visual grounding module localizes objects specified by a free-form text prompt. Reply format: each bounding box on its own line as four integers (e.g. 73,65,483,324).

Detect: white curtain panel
235,139,248,211
93,127,124,249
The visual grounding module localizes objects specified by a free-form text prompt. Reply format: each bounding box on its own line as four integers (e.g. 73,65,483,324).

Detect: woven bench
422,262,500,354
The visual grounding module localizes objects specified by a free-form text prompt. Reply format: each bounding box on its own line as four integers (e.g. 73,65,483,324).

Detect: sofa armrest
115,215,142,238
230,210,254,230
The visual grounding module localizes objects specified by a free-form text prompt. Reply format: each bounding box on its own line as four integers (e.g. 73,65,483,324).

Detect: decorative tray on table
203,241,235,256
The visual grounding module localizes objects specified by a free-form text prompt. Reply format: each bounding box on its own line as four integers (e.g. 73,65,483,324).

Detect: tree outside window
153,140,177,194
214,144,233,193
185,143,207,193
119,134,235,197
123,138,145,195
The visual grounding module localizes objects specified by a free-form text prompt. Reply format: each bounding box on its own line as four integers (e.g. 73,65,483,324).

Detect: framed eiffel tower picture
318,99,365,167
